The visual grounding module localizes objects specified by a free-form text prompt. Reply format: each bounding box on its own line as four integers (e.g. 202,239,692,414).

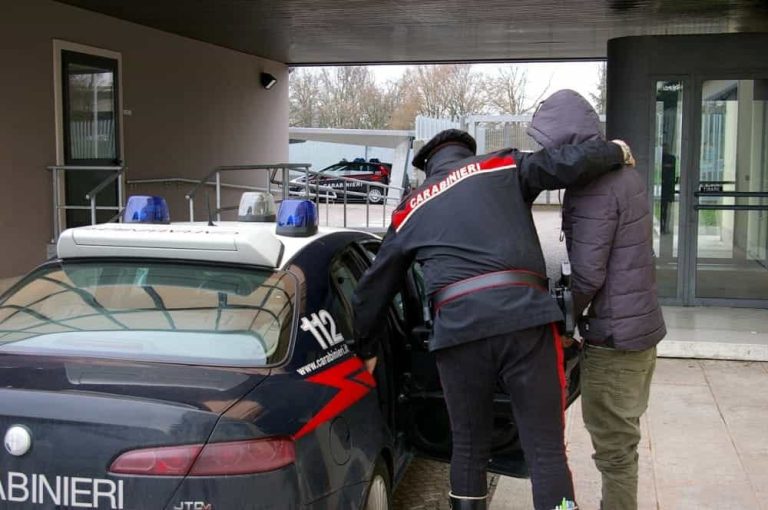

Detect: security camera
260,72,277,90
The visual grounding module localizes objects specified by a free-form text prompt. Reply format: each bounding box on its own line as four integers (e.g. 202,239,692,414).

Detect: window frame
59,46,122,166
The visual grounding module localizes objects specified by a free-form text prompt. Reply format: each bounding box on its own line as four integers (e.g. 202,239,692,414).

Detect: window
62,50,120,164
0,262,296,366
321,164,352,177
357,241,407,323
329,250,361,340
695,79,768,300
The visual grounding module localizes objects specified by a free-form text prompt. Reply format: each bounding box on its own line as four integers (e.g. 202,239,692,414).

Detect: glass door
61,49,121,227
652,80,685,300
693,79,768,304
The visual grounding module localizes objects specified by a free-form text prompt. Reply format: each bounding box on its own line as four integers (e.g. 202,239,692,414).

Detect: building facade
608,34,768,308
0,0,288,287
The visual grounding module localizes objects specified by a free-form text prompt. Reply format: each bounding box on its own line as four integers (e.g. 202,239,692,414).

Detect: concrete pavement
490,358,768,510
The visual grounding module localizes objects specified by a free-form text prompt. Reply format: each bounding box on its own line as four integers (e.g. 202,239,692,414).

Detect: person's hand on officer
611,139,636,167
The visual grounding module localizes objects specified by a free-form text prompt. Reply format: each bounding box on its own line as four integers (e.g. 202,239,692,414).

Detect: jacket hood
527,89,602,149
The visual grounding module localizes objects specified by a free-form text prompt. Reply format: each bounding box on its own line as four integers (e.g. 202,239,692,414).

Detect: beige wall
0,0,288,278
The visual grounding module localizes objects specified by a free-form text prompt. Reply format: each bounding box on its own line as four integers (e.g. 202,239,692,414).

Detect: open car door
354,239,581,478
396,262,582,478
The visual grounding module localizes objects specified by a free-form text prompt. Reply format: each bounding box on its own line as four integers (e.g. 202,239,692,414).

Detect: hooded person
528,89,666,510
351,127,634,510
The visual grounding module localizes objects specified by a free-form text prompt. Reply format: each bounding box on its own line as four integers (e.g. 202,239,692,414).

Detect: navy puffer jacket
528,90,666,350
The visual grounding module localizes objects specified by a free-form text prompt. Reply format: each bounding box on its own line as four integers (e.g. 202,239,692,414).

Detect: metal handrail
129,177,270,193
47,165,125,241
85,168,125,225
47,165,124,171
184,164,405,229
129,176,337,206
184,164,312,221
694,191,768,198
694,205,768,211
291,174,403,228
85,169,124,199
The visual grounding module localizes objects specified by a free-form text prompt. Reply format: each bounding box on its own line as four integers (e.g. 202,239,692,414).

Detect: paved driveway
491,358,768,510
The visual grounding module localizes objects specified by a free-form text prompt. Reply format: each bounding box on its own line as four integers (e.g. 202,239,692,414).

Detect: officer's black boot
448,493,487,510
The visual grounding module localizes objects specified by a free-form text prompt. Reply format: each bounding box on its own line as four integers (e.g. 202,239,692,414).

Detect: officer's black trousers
435,325,575,510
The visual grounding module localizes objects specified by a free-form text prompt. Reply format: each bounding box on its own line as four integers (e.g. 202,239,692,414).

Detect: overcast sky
367,61,604,109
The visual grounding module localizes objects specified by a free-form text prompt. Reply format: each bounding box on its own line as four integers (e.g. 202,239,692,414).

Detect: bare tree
483,65,551,114
590,62,607,115
290,66,397,129
289,69,321,127
401,65,487,119
290,63,570,130
388,79,422,130
367,80,403,129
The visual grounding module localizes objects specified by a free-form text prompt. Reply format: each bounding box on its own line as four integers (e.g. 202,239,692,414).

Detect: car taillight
190,438,295,475
110,438,295,476
110,444,202,476
379,165,390,176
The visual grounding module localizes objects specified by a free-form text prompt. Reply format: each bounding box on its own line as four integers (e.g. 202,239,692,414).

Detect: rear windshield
0,261,296,366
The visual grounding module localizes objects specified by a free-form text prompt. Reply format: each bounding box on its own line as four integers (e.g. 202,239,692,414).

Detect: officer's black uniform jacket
352,141,624,354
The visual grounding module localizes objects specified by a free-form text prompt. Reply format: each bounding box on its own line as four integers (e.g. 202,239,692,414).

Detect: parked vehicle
0,194,581,509
290,158,392,203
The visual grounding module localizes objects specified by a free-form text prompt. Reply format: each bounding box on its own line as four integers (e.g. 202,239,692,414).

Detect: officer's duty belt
432,270,549,311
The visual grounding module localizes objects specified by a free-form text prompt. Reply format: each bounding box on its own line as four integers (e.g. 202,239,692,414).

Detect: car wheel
364,458,392,510
367,188,383,204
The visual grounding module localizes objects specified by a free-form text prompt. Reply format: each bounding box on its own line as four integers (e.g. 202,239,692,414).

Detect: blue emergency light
123,195,170,224
276,199,318,237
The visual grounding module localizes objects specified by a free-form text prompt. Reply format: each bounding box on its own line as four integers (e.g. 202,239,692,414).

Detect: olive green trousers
580,344,657,510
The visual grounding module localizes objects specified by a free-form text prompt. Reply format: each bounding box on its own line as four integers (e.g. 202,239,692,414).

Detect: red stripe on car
294,357,376,439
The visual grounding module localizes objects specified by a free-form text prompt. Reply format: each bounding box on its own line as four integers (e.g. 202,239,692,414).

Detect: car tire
367,188,383,204
363,458,392,510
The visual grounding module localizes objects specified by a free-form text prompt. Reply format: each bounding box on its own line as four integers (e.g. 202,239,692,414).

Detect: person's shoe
549,498,578,510
449,492,487,510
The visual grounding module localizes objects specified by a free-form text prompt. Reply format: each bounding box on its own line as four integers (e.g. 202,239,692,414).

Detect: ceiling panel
56,0,768,64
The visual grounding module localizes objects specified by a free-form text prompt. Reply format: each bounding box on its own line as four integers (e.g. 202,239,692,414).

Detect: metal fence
178,164,405,231
465,114,607,154
415,115,461,142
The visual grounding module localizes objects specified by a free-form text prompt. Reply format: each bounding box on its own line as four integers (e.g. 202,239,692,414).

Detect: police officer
351,129,633,510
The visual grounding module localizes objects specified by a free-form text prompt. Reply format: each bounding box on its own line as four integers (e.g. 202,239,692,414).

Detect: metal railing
128,177,271,194
185,164,310,221
694,190,768,211
47,165,125,241
47,163,405,239
184,164,405,230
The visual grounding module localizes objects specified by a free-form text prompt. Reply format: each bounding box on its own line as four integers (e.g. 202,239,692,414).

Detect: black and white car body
290,159,393,204
0,195,581,509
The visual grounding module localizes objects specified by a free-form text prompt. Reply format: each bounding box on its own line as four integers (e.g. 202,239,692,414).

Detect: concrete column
387,138,412,204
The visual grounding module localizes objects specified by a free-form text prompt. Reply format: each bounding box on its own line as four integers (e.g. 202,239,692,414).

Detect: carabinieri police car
0,193,581,509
